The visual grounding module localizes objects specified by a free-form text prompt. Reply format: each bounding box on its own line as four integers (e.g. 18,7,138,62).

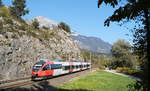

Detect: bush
99,65,105,70
0,6,10,17
42,26,49,30
26,29,37,38
32,19,39,29
116,67,139,75
18,25,26,31
5,18,13,25
59,22,71,33
40,30,51,40
0,20,3,32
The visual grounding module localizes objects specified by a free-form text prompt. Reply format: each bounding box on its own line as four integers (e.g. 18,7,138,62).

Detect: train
31,59,91,80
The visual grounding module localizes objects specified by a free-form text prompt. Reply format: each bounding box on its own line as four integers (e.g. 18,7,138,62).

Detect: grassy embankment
56,71,136,91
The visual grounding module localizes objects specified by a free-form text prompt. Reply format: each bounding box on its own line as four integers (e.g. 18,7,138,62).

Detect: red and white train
31,59,91,80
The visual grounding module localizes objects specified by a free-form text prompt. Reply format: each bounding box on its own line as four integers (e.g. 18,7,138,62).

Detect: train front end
32,64,43,80
31,59,49,80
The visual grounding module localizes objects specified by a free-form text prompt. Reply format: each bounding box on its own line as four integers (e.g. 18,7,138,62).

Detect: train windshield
32,60,46,72
36,60,46,65
33,65,42,72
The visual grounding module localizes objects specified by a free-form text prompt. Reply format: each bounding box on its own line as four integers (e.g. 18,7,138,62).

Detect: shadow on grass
127,81,143,91
1,81,93,91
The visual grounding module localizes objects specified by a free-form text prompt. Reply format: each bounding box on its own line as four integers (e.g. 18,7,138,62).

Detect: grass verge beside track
55,70,136,91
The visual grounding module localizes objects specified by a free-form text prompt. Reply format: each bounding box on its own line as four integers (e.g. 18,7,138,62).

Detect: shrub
27,29,37,38
5,18,13,25
39,30,50,40
32,19,39,29
116,67,124,72
18,25,26,31
0,21,3,33
58,22,71,33
99,65,105,70
42,26,49,30
0,6,10,17
116,67,139,75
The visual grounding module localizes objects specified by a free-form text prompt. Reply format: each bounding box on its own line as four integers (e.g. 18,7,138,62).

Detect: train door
51,64,62,76
62,62,69,74
69,62,73,72
42,64,53,76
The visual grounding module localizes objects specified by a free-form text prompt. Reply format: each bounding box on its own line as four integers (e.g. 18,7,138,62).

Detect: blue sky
3,0,132,44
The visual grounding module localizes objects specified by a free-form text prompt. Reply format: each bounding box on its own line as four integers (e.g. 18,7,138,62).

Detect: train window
76,65,77,69
42,64,50,71
48,64,51,69
83,65,85,67
66,66,69,70
43,67,47,70
79,65,82,68
76,65,78,69
80,65,81,68
64,66,70,70
33,65,42,72
51,64,62,69
72,65,74,69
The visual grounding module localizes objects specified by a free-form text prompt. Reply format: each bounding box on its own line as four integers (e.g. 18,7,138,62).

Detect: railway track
0,81,32,90
0,68,98,90
0,76,31,85
0,77,31,90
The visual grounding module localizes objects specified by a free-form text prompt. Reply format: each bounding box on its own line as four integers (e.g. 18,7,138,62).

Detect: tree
32,19,39,29
0,0,4,7
133,28,147,68
98,0,150,90
111,40,137,69
81,50,91,61
58,22,71,33
10,0,29,18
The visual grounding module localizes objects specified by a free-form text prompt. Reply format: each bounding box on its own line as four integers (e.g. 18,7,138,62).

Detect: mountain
29,16,112,54
72,34,112,54
26,16,59,28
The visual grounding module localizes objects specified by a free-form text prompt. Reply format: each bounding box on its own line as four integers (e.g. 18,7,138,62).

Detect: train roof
38,59,91,64
39,59,49,62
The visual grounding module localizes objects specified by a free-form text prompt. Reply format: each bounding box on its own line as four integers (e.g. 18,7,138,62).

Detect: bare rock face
0,17,82,80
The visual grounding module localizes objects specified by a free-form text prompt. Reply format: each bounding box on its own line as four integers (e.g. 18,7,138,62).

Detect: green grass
56,71,136,91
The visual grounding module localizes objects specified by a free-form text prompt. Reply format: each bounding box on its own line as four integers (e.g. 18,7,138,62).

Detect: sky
3,0,133,44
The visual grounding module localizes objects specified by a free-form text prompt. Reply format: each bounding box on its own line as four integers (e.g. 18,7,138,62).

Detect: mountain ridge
28,16,112,54
72,34,112,54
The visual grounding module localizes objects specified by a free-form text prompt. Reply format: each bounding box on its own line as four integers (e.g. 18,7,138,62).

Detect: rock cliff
0,16,82,80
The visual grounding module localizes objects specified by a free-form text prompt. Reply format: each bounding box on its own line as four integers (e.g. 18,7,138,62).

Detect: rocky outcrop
0,16,82,80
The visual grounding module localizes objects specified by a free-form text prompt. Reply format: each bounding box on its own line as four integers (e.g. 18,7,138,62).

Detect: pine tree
0,0,4,7
10,0,29,17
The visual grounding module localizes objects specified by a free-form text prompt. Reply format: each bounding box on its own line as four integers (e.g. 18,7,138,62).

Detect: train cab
32,59,53,80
